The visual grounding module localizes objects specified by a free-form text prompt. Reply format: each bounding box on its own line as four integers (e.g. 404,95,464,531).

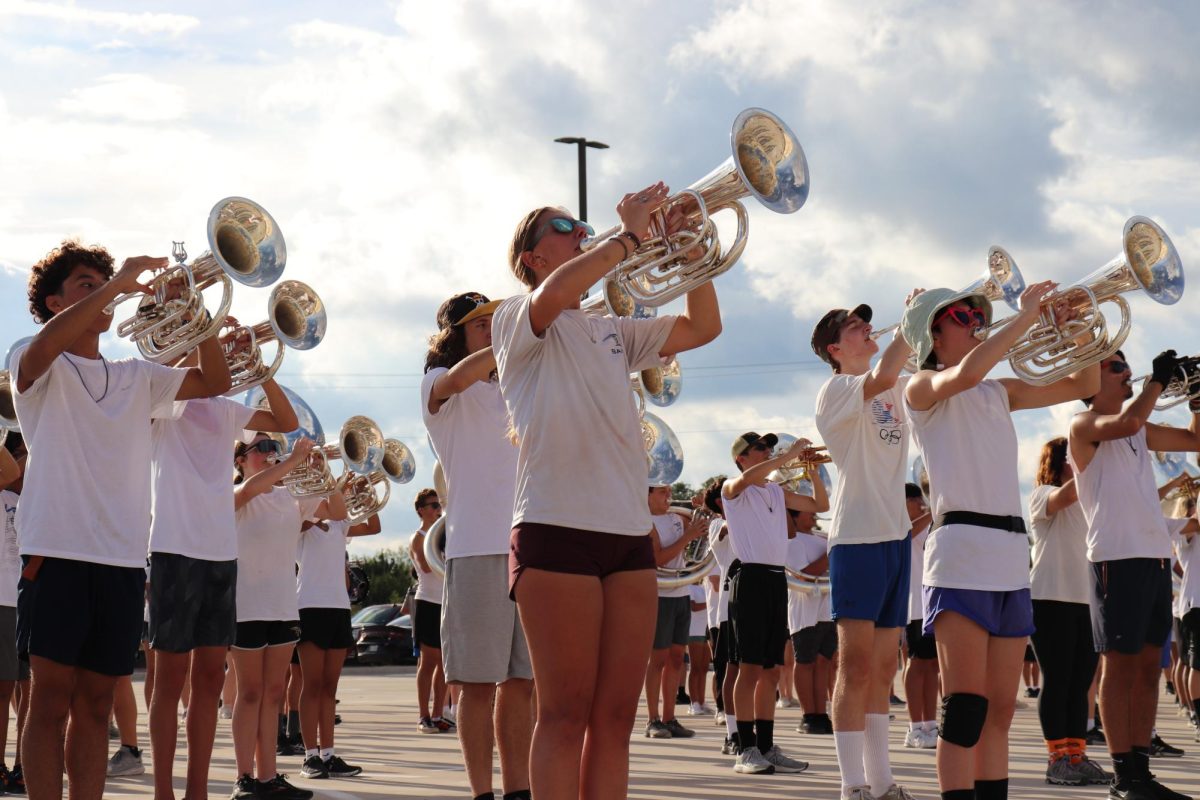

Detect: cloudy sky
2,0,1198,556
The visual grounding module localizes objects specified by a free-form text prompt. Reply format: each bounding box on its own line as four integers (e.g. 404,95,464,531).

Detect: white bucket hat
900,288,993,370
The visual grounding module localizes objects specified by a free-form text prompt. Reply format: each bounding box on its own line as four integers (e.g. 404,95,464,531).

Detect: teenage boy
14,241,231,799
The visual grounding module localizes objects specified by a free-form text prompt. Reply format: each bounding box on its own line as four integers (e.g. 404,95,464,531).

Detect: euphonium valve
223,280,326,393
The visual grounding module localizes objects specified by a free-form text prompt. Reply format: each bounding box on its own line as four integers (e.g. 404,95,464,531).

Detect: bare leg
254,645,293,780
23,657,75,799
184,647,227,799
495,678,533,796
112,674,139,750
457,682,497,795
659,645,684,724
318,649,345,749
230,648,265,778
149,650,189,800
643,649,666,722
687,641,710,707
297,643,325,751
65,667,121,800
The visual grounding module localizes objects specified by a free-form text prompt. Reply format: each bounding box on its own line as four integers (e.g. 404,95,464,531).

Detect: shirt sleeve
491,295,541,370
9,344,47,399
144,361,190,420
613,315,678,373
218,396,258,444
815,374,868,433
1028,485,1051,522
1165,517,1189,538
420,368,449,424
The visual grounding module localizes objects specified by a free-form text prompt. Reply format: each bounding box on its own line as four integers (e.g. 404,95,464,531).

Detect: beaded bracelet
609,235,632,259
620,230,642,250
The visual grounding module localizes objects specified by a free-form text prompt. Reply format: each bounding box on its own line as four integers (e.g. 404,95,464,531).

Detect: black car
352,604,415,665
346,604,406,664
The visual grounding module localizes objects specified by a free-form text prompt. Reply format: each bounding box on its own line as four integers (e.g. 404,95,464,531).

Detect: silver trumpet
590,107,809,308
657,506,717,591
1133,354,1200,410
222,280,327,394
110,197,286,364
768,434,832,489
339,439,416,523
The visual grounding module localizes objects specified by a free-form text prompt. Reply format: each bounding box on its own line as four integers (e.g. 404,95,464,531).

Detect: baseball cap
811,303,873,367
437,292,502,330
730,431,778,462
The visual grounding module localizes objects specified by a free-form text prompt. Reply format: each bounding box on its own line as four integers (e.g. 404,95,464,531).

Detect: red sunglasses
932,305,987,329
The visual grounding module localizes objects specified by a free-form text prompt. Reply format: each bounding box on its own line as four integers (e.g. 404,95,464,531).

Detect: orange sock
1066,737,1086,764
1046,738,1069,762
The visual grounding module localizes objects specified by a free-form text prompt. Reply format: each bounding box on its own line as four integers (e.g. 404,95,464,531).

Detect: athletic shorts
508,523,654,597
234,620,300,650
653,595,692,650
791,620,837,664
829,538,911,628
17,556,145,676
1090,558,1173,655
729,563,788,669
442,555,532,684
923,586,1034,638
414,600,442,650
713,620,737,665
904,619,937,660
148,553,237,652
0,606,28,681
1181,608,1200,669
298,607,353,650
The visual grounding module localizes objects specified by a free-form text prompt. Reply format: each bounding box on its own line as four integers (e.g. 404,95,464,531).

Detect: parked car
346,603,406,664
355,613,415,666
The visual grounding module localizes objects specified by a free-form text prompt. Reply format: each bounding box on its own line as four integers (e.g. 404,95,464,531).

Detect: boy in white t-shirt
14,241,231,799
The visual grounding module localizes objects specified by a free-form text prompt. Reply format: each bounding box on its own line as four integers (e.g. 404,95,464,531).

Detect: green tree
352,547,415,608
671,482,695,505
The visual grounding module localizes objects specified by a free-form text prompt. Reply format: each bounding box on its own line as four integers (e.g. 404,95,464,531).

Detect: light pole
554,137,609,222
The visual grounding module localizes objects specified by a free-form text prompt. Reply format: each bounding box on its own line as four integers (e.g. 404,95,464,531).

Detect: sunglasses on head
529,216,594,249
1106,360,1129,374
932,305,987,330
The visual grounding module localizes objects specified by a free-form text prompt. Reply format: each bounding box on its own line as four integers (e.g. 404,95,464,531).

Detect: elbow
815,498,831,513
205,370,233,396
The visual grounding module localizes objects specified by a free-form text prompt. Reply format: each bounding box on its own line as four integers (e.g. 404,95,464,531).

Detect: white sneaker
218,705,233,720
762,744,808,773
688,702,704,716
733,745,775,774
877,785,918,800
107,746,145,777
903,727,925,748
843,786,877,800
775,697,799,709
714,709,726,725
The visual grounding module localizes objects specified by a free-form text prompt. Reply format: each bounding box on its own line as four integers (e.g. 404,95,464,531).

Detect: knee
986,692,1015,726
536,700,590,739
667,650,685,671
237,682,263,706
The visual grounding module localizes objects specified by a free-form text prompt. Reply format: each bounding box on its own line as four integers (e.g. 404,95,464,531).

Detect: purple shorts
509,523,655,598
923,586,1034,639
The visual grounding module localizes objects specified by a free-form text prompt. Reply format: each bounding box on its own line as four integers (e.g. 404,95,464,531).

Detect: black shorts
713,620,738,665
299,607,353,650
729,563,788,669
17,556,144,676
792,621,838,664
148,553,237,653
1180,608,1200,669
414,600,442,650
653,596,691,649
509,523,655,598
904,619,937,660
234,620,300,650
1090,558,1173,655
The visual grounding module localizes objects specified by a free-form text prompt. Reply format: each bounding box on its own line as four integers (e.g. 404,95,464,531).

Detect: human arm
862,288,923,400
652,515,708,567
410,531,432,574
245,378,299,433
1044,479,1080,516
783,468,830,514
658,281,721,356
722,438,813,499
1145,396,1200,453
1070,354,1186,446
311,487,349,523
348,514,382,537
426,348,497,414
233,437,314,511
0,448,18,490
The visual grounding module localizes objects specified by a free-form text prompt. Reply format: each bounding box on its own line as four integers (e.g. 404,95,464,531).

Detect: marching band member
422,291,533,800
1068,350,1200,800
0,436,26,792
703,481,743,754
13,242,231,800
1026,437,1110,786
900,282,1099,800
1170,491,1199,740
812,296,920,800
902,482,938,751
787,506,834,736
493,184,721,798
722,432,827,775
407,489,449,734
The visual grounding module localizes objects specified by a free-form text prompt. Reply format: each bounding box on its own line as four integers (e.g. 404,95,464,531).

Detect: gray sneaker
663,718,695,738
762,744,808,773
1075,757,1111,785
877,785,918,800
1044,756,1085,786
733,745,775,774
644,719,671,739
843,787,877,800
107,746,145,777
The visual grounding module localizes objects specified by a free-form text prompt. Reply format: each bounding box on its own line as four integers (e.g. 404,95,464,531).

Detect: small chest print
602,332,624,356
871,399,903,444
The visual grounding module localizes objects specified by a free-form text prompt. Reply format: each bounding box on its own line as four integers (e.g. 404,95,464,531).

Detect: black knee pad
939,693,988,747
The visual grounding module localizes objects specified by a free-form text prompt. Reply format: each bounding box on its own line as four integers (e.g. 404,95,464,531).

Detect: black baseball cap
436,292,502,330
811,303,873,367
731,431,778,461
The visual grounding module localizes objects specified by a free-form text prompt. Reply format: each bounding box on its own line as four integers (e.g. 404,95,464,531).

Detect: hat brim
455,299,502,326
904,289,993,370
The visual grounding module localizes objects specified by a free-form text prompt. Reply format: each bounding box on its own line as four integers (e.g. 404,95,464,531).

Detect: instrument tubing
932,511,1026,534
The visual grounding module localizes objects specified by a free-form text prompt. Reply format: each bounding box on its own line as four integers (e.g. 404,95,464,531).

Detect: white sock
305,748,318,759
725,714,737,737
864,713,894,796
320,747,334,760
908,720,919,731
1086,717,1094,730
922,719,938,733
834,730,867,791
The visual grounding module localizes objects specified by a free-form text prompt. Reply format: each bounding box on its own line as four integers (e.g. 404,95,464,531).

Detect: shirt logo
602,332,624,355
871,399,903,445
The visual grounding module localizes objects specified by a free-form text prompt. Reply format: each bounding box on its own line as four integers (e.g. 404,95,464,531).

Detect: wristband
608,235,631,259
620,230,642,250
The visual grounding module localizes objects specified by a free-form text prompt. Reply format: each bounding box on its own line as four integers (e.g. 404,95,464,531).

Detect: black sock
941,790,974,800
974,778,1008,800
1193,699,1200,719
122,744,140,757
1130,745,1151,778
503,792,532,800
756,719,774,753
736,720,756,750
277,713,286,738
286,709,300,739
1111,751,1136,784
473,795,495,800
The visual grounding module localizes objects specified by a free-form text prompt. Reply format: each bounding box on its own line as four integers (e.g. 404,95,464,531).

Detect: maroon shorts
509,523,655,597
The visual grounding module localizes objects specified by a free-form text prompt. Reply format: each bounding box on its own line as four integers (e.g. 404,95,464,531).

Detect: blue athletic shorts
923,586,1034,638
829,538,910,628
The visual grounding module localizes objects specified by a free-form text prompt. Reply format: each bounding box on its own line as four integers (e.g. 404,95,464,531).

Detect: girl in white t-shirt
229,433,346,798
492,186,722,798
901,283,1099,800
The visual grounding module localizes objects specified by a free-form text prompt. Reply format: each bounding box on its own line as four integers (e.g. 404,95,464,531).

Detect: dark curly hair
507,206,558,289
424,325,469,373
27,239,115,323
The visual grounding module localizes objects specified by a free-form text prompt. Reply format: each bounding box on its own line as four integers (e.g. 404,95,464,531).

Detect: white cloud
57,73,189,122
0,1,198,36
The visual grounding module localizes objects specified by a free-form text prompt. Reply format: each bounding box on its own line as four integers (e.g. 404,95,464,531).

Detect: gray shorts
442,555,532,684
0,606,28,682
653,595,692,650
148,553,237,653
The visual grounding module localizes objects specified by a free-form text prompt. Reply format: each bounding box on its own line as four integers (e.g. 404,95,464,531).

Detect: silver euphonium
222,280,327,394
1133,354,1200,410
424,514,448,579
588,107,809,308
339,438,416,523
632,356,682,410
657,506,717,591
111,197,286,364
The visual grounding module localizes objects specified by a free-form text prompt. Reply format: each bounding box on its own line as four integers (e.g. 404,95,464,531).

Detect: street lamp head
555,137,609,149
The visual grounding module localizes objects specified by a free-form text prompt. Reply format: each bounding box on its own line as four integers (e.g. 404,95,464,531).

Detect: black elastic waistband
933,511,1026,534
732,561,784,574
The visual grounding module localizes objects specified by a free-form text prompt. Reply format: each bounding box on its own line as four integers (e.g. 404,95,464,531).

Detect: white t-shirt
492,294,675,535
722,481,788,567
906,380,1029,591
1171,522,1198,615
708,518,734,624
908,525,929,622
688,583,708,637
421,369,518,559
787,530,828,633
0,490,19,607
1069,427,1172,562
654,512,689,598
816,372,910,547
703,562,721,630
1028,484,1092,605
297,519,351,610
12,346,187,567
151,397,257,561
411,528,444,603
234,487,321,622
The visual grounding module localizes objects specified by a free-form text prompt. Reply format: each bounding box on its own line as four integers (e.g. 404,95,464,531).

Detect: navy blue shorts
829,538,910,628
923,586,1034,638
1090,558,1172,656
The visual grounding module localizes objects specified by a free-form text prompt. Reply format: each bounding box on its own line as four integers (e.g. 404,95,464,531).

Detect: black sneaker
324,755,363,778
889,693,904,705
299,756,328,779
818,713,834,734
257,773,314,800
1108,779,1159,800
1087,725,1107,745
1143,777,1193,800
230,773,258,799
797,716,822,734
663,718,695,738
675,688,690,705
1149,734,1184,758
5,762,23,795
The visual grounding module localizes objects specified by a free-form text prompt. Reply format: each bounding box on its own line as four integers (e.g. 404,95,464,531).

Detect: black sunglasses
241,439,282,456
419,501,442,510
1107,360,1129,374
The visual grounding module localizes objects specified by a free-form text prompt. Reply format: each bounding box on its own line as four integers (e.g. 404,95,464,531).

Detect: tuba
592,107,809,308
633,356,682,410
657,506,717,591
1000,216,1184,385
643,411,685,487
110,197,286,363
1133,354,1200,411
222,280,327,393
424,514,447,579
340,438,416,523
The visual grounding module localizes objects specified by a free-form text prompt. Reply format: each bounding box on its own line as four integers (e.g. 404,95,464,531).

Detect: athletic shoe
733,745,775,774
889,693,904,705
107,747,144,777
5,763,24,795
1086,725,1107,745
1045,756,1086,786
1107,780,1157,800
877,785,918,800
714,709,726,726
819,713,835,734
323,755,363,778
798,716,824,735
333,714,342,726
903,728,925,748
218,705,234,720
1026,686,1041,698
842,786,878,800
762,744,808,773
644,720,671,739
276,737,304,756
230,773,258,799
664,718,695,738
675,688,690,705
299,755,328,779
433,716,454,733
1076,757,1112,785
775,696,800,709
1165,681,1176,696
721,736,739,755
919,728,938,748
418,717,440,734
257,773,314,800
1149,734,1184,757
687,702,705,716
